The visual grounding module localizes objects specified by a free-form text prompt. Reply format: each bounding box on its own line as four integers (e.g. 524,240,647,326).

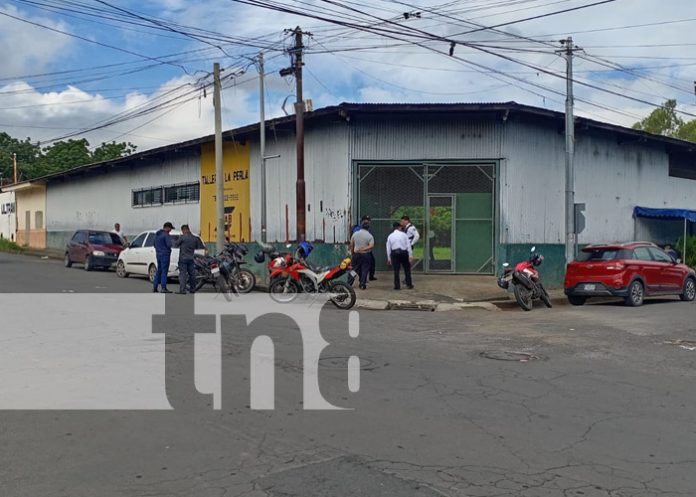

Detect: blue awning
633,206,696,223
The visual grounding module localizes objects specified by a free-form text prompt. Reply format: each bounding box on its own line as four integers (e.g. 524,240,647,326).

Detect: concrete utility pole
259,52,268,243
12,153,17,184
213,62,225,251
293,27,306,242
560,37,579,264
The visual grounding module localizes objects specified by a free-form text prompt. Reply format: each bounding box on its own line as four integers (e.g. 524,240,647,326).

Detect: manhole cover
319,356,376,370
479,351,542,362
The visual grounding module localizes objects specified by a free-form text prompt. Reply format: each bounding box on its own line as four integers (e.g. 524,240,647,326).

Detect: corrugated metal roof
3,101,694,189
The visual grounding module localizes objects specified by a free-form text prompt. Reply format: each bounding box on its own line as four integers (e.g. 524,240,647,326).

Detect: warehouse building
3,102,695,285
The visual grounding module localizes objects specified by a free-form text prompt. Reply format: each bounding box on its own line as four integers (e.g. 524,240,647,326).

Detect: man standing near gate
387,222,413,290
349,220,375,290
352,215,376,281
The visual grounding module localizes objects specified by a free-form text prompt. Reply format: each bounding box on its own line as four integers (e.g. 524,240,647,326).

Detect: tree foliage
632,99,696,142
0,132,137,182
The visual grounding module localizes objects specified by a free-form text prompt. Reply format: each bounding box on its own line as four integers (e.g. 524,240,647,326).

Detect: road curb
355,298,500,312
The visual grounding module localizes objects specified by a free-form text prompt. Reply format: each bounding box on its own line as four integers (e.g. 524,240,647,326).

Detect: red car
565,242,696,307
64,229,125,271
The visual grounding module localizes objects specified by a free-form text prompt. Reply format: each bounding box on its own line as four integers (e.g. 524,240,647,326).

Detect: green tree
0,132,40,182
36,138,92,175
92,141,136,163
632,99,684,137
632,99,696,143
676,119,696,142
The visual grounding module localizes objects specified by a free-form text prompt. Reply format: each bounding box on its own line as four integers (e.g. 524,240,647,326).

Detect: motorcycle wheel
328,281,356,310
232,269,256,294
538,282,553,308
217,274,235,302
513,283,534,311
269,278,299,303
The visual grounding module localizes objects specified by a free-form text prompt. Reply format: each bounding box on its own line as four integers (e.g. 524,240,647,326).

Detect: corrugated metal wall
350,116,504,161
249,120,351,243
46,151,201,248
501,119,696,245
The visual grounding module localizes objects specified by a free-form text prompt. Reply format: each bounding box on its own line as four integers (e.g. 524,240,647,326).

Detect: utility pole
259,52,268,243
213,62,225,251
293,27,306,242
12,153,17,184
560,37,579,264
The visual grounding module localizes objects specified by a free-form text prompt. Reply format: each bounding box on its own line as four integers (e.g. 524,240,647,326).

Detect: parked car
64,230,125,271
115,230,206,282
565,242,696,307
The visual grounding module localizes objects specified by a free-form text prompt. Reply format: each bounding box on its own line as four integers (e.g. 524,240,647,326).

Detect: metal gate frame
353,159,500,275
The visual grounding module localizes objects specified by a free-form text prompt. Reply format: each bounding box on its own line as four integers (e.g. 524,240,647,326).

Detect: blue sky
1,0,695,150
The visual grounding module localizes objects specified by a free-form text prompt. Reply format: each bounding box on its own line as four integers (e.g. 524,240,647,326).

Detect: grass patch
0,238,25,253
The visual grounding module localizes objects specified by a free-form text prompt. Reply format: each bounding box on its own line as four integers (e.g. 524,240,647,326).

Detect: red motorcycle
497,246,552,311
257,242,357,309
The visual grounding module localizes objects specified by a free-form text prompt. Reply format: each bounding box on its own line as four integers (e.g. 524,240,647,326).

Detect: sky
0,0,695,154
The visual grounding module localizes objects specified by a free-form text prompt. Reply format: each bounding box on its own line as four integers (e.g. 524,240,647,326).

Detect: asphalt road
1,251,696,496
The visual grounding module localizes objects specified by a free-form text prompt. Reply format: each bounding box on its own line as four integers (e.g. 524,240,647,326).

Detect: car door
631,246,661,294
72,231,88,263
142,233,156,269
122,232,148,274
67,231,81,261
649,247,683,291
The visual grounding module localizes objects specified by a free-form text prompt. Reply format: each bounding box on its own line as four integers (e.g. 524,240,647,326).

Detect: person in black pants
386,222,413,290
349,222,375,289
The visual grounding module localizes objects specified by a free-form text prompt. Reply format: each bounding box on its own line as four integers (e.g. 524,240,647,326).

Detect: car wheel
680,277,696,302
84,255,93,272
624,280,644,307
148,264,157,283
64,253,72,268
116,260,129,278
568,295,586,306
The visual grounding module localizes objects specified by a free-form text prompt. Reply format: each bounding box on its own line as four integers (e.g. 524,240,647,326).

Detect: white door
122,232,148,275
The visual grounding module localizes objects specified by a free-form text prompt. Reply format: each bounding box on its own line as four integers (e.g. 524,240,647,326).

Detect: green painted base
498,244,566,288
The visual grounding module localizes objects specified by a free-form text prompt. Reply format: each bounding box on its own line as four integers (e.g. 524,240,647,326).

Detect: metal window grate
132,182,199,208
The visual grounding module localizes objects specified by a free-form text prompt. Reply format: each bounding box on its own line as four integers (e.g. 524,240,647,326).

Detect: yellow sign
200,141,250,243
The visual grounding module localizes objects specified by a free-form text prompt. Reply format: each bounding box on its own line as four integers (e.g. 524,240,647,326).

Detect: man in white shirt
113,222,127,244
386,222,413,290
400,215,420,247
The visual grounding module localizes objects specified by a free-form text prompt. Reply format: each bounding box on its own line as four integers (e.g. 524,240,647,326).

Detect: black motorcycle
193,243,255,297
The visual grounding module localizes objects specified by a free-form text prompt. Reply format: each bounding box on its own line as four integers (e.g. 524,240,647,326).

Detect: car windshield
578,248,623,261
88,232,122,245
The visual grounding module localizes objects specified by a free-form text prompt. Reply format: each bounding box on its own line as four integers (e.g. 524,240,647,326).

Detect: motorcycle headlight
92,250,105,257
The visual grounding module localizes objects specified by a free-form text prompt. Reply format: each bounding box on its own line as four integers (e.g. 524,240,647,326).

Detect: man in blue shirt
153,222,174,293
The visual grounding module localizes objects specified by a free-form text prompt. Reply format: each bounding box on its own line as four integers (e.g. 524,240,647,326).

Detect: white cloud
0,4,73,76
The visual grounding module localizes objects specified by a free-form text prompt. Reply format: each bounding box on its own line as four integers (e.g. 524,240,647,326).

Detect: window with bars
132,187,163,207
163,182,200,204
132,182,199,208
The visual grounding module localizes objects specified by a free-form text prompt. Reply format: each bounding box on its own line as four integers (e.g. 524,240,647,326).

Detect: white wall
249,121,351,243
500,120,696,245
0,191,16,241
46,152,201,246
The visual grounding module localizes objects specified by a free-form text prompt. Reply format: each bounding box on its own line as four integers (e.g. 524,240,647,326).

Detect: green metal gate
355,161,495,274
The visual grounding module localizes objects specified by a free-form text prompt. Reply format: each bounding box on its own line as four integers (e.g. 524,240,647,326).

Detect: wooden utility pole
12,153,17,184
213,63,225,251
293,27,306,242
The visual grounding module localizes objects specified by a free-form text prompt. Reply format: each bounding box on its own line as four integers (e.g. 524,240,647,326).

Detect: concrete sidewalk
353,271,567,311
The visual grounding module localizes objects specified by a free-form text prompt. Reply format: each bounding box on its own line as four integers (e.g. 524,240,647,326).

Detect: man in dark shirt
153,222,174,293
174,224,205,294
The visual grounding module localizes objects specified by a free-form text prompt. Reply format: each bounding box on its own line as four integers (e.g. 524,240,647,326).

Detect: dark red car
565,242,695,307
64,230,125,271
